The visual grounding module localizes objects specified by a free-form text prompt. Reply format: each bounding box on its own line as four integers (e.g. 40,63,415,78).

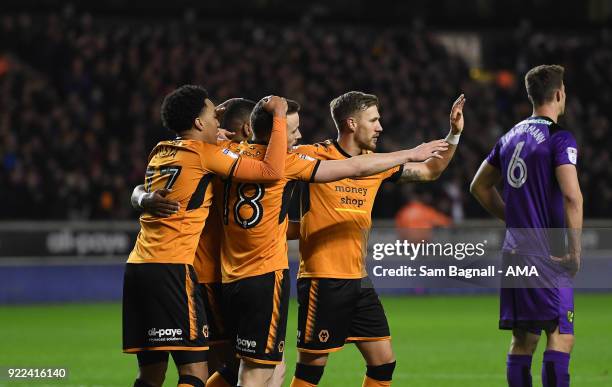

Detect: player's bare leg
237,359,275,387
509,328,540,355
507,328,540,387
356,340,396,386
541,326,573,387
545,326,574,353
177,361,208,387
135,361,168,387
268,353,287,387
290,352,328,386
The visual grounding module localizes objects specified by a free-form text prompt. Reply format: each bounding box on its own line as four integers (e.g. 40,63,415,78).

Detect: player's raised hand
142,189,180,217
217,128,235,141
262,95,288,116
409,139,449,161
450,94,466,134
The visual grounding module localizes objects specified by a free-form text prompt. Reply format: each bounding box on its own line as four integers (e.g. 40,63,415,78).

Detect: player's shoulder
549,122,574,138
287,151,317,163
187,140,240,161
239,141,266,159
293,140,336,158
148,139,200,161
548,123,578,151
217,139,242,151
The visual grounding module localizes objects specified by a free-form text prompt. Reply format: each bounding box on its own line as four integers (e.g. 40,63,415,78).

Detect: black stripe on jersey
288,181,311,220
384,164,404,183
308,160,322,183
222,160,239,224
279,180,298,224
186,173,214,211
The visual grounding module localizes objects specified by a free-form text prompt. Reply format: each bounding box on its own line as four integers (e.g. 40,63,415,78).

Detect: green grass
0,294,611,386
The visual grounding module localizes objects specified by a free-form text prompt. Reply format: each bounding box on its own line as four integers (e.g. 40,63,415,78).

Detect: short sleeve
551,131,578,167
285,153,321,182
200,143,240,177
486,140,502,169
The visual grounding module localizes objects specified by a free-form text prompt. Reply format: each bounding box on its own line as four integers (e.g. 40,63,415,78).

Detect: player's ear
243,122,253,139
346,117,357,132
194,117,204,131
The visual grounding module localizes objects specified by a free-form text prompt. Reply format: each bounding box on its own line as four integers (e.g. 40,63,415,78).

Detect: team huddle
123,64,581,387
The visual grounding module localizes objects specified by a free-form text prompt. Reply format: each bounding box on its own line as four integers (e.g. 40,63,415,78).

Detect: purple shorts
499,252,574,335
499,286,574,334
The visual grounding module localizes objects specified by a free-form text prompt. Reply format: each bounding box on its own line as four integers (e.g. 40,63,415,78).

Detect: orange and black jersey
291,140,403,279
193,142,243,283
129,115,287,266
220,143,320,283
128,140,239,265
193,185,223,283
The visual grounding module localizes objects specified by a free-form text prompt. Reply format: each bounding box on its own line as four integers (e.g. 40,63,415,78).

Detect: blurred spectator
395,194,452,242
0,11,610,219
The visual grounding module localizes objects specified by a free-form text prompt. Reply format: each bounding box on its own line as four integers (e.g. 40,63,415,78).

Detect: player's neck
336,134,363,157
177,130,199,141
532,106,559,123
177,129,215,144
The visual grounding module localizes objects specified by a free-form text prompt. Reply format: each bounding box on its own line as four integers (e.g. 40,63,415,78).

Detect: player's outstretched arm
130,184,180,217
312,140,449,183
553,164,583,275
469,160,505,222
230,96,288,182
397,94,466,182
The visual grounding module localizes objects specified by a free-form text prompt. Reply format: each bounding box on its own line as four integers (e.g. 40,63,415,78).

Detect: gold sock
362,375,391,387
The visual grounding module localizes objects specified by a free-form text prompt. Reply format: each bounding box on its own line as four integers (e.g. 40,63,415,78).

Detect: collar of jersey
529,115,554,123
332,139,353,158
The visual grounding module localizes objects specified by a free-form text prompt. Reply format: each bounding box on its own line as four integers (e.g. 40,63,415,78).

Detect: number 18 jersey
486,116,578,256
219,143,320,283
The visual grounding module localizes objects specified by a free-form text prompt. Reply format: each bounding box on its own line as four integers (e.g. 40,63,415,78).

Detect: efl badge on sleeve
567,147,577,165
223,148,239,159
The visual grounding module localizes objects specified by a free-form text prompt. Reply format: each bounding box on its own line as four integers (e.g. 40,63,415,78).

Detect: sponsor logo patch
147,328,183,342
298,153,315,161
223,148,239,159
236,336,257,353
567,310,574,323
567,147,577,164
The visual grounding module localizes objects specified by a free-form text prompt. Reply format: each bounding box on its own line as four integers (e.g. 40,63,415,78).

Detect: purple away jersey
486,116,578,257
488,116,577,333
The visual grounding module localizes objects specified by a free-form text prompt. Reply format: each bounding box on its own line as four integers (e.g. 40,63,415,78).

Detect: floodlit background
1,1,611,385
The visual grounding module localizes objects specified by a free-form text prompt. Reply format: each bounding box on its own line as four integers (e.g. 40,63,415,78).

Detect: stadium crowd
1,10,610,220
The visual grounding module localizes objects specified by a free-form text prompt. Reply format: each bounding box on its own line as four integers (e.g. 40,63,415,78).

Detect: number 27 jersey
486,116,578,255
